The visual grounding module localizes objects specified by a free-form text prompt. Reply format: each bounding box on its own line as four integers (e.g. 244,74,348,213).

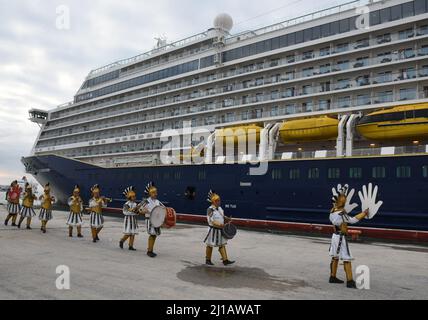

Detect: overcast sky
0,0,342,185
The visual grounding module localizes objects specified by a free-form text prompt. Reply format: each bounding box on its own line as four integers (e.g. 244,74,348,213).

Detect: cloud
0,0,338,185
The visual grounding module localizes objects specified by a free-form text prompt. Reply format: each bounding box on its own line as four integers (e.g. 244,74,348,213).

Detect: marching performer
204,190,235,266
18,183,37,229
329,185,368,289
88,184,110,243
140,182,164,258
4,180,22,227
38,183,55,233
66,185,84,238
119,186,140,251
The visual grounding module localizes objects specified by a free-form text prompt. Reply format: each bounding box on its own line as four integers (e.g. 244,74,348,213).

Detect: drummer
88,184,110,243
140,182,164,258
119,186,140,251
4,180,22,227
204,190,235,266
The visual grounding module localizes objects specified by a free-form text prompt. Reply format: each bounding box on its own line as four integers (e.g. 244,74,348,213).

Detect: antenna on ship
209,13,233,66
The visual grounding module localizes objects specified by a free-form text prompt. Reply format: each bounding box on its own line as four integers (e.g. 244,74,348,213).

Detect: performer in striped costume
88,184,110,243
4,180,22,227
140,182,164,258
329,184,368,289
18,183,37,229
38,183,55,233
204,190,235,266
66,185,84,238
119,186,140,251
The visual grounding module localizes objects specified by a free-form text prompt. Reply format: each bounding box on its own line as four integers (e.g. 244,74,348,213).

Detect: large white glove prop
358,183,383,219
331,184,358,213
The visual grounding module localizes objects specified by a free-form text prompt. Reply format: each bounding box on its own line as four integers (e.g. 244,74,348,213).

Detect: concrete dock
0,205,427,300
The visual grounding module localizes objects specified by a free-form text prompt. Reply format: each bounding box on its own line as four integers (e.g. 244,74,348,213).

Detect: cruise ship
22,0,428,241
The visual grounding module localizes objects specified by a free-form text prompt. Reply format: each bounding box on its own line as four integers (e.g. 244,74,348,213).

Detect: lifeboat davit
215,124,262,145
279,116,339,143
357,103,428,141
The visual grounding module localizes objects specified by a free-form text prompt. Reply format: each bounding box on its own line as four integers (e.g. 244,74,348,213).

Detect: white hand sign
358,183,383,219
331,184,358,213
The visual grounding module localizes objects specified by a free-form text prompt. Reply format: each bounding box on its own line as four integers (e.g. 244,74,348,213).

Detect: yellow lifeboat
357,103,428,141
215,124,262,145
279,116,339,143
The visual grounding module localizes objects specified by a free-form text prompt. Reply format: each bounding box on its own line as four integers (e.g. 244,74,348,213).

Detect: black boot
147,251,157,258
347,280,357,289
129,247,136,251
26,226,32,230
12,223,17,227
4,219,8,226
329,276,344,284
77,234,83,238
223,260,235,266
206,259,214,266
119,241,124,249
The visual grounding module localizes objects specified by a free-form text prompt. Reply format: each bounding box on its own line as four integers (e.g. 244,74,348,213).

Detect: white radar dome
214,13,233,32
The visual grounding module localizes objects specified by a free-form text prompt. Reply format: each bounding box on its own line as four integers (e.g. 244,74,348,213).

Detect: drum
150,206,167,228
164,207,176,228
222,223,237,240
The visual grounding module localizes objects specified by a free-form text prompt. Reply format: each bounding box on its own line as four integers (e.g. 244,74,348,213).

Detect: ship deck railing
50,27,428,120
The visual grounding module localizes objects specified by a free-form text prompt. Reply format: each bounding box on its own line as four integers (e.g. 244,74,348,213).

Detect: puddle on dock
177,261,308,292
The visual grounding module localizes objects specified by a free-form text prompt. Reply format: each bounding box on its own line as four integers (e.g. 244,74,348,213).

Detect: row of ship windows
271,166,428,180
72,1,427,104
49,43,428,130
221,0,428,64
38,85,428,147
54,24,428,121
83,165,427,183
43,81,428,140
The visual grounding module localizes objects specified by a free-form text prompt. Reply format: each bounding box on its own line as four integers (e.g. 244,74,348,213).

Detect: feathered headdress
73,185,80,193
207,190,220,203
91,184,100,194
25,182,32,191
332,184,348,205
123,186,136,199
145,182,157,196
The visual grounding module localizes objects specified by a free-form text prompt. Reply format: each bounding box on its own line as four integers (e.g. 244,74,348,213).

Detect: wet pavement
0,205,427,300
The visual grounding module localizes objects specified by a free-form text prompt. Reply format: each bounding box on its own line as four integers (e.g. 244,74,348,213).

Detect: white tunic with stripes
329,210,359,261
66,197,83,226
204,206,227,247
39,208,53,221
123,201,139,235
142,198,163,236
89,198,106,228
20,206,36,218
7,202,21,215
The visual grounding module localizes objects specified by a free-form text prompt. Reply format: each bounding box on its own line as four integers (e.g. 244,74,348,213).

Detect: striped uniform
204,205,227,247
66,196,83,226
20,206,36,218
142,198,163,236
7,202,21,215
329,210,359,261
89,198,106,228
39,208,53,221
123,201,139,235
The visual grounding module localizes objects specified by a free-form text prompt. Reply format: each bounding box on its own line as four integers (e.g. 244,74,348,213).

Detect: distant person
204,190,235,266
4,180,22,227
38,183,55,233
18,183,37,229
66,185,84,238
119,186,140,251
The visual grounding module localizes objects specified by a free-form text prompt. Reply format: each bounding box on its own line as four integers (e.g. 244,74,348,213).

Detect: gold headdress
73,185,80,194
44,183,51,193
207,190,220,203
91,184,101,195
331,184,349,210
145,182,157,197
25,182,32,191
123,186,136,199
